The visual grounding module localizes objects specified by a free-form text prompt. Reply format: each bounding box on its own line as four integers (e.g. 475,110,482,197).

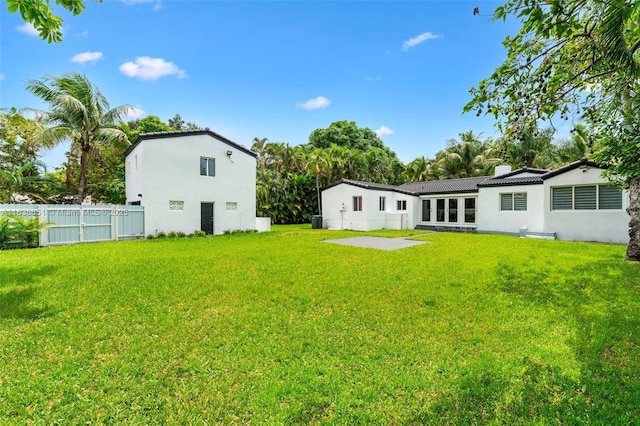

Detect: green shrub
146,234,155,240
157,231,167,239
0,214,51,249
167,231,178,238
194,230,206,237
177,231,186,238
224,229,231,235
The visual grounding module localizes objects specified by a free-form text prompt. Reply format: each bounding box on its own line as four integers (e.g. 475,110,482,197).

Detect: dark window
422,199,431,222
448,199,458,222
500,193,513,211
552,185,623,210
552,187,573,210
436,199,445,222
575,186,596,210
501,193,527,211
200,157,215,176
379,196,386,211
464,198,475,223
397,200,407,211
599,185,623,209
514,193,527,211
353,196,363,211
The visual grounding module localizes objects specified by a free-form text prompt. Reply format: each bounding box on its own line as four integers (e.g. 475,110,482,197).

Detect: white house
124,129,258,236
321,180,417,231
321,159,630,244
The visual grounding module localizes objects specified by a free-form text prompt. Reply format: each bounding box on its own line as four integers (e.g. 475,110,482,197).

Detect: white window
200,157,215,176
500,193,527,211
552,185,623,210
226,202,238,211
379,196,386,211
397,200,407,211
169,200,184,211
353,196,363,211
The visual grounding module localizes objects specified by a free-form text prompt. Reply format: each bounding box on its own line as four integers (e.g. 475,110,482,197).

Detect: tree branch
630,38,640,56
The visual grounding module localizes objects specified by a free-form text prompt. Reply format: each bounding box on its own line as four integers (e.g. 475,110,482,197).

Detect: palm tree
26,73,131,203
435,131,491,178
404,156,432,182
0,161,51,203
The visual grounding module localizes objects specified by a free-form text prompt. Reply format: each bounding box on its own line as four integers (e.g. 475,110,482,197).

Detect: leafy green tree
0,109,46,170
465,0,640,260
554,125,595,167
308,121,385,151
119,115,172,143
404,156,435,182
26,72,131,203
503,127,556,169
434,131,500,179
166,113,200,131
0,161,51,203
5,0,100,43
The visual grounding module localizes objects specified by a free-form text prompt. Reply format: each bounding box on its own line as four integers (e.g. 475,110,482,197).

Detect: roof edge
541,158,603,180
123,128,257,158
322,179,417,196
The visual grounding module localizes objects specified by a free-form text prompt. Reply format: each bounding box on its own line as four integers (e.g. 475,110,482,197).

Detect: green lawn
1,226,639,424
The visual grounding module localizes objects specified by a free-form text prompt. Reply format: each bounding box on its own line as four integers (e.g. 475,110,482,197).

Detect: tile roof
399,176,489,195
123,128,257,158
479,166,548,187
541,158,602,179
323,179,418,195
323,159,607,195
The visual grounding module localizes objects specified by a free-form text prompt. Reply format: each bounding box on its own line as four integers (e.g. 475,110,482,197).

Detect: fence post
112,205,118,241
38,204,48,247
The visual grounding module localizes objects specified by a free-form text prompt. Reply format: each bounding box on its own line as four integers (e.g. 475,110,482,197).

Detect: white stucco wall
543,167,629,243
477,184,545,234
126,133,256,236
321,184,415,231
125,143,144,205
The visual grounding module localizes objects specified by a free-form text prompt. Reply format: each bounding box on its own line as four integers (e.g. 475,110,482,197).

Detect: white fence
0,204,145,246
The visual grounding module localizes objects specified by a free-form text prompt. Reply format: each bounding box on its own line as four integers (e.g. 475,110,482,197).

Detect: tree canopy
5,0,100,43
26,72,131,203
465,0,640,260
308,121,386,151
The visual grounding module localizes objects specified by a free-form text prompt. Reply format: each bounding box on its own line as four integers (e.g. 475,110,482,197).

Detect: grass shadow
0,264,58,321
0,287,56,320
419,258,640,423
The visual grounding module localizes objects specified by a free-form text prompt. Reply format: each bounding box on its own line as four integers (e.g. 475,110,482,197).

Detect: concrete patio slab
322,236,427,251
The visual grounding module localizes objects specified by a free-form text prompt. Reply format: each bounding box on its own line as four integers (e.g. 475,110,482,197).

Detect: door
201,202,214,235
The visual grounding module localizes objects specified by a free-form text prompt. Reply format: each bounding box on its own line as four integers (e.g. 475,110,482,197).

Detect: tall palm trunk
78,146,90,203
627,176,640,261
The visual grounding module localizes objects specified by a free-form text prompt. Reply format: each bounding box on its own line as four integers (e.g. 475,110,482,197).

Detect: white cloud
296,96,331,111
402,32,440,51
375,125,394,137
124,106,146,119
70,51,104,65
17,22,39,37
74,30,89,38
119,56,187,80
0,74,4,81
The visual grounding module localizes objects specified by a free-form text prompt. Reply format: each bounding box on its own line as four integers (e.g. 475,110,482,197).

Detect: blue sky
1,1,523,169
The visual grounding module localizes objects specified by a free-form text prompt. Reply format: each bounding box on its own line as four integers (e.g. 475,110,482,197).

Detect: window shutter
552,187,572,210
514,193,527,211
574,186,596,210
599,185,622,209
500,193,513,211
